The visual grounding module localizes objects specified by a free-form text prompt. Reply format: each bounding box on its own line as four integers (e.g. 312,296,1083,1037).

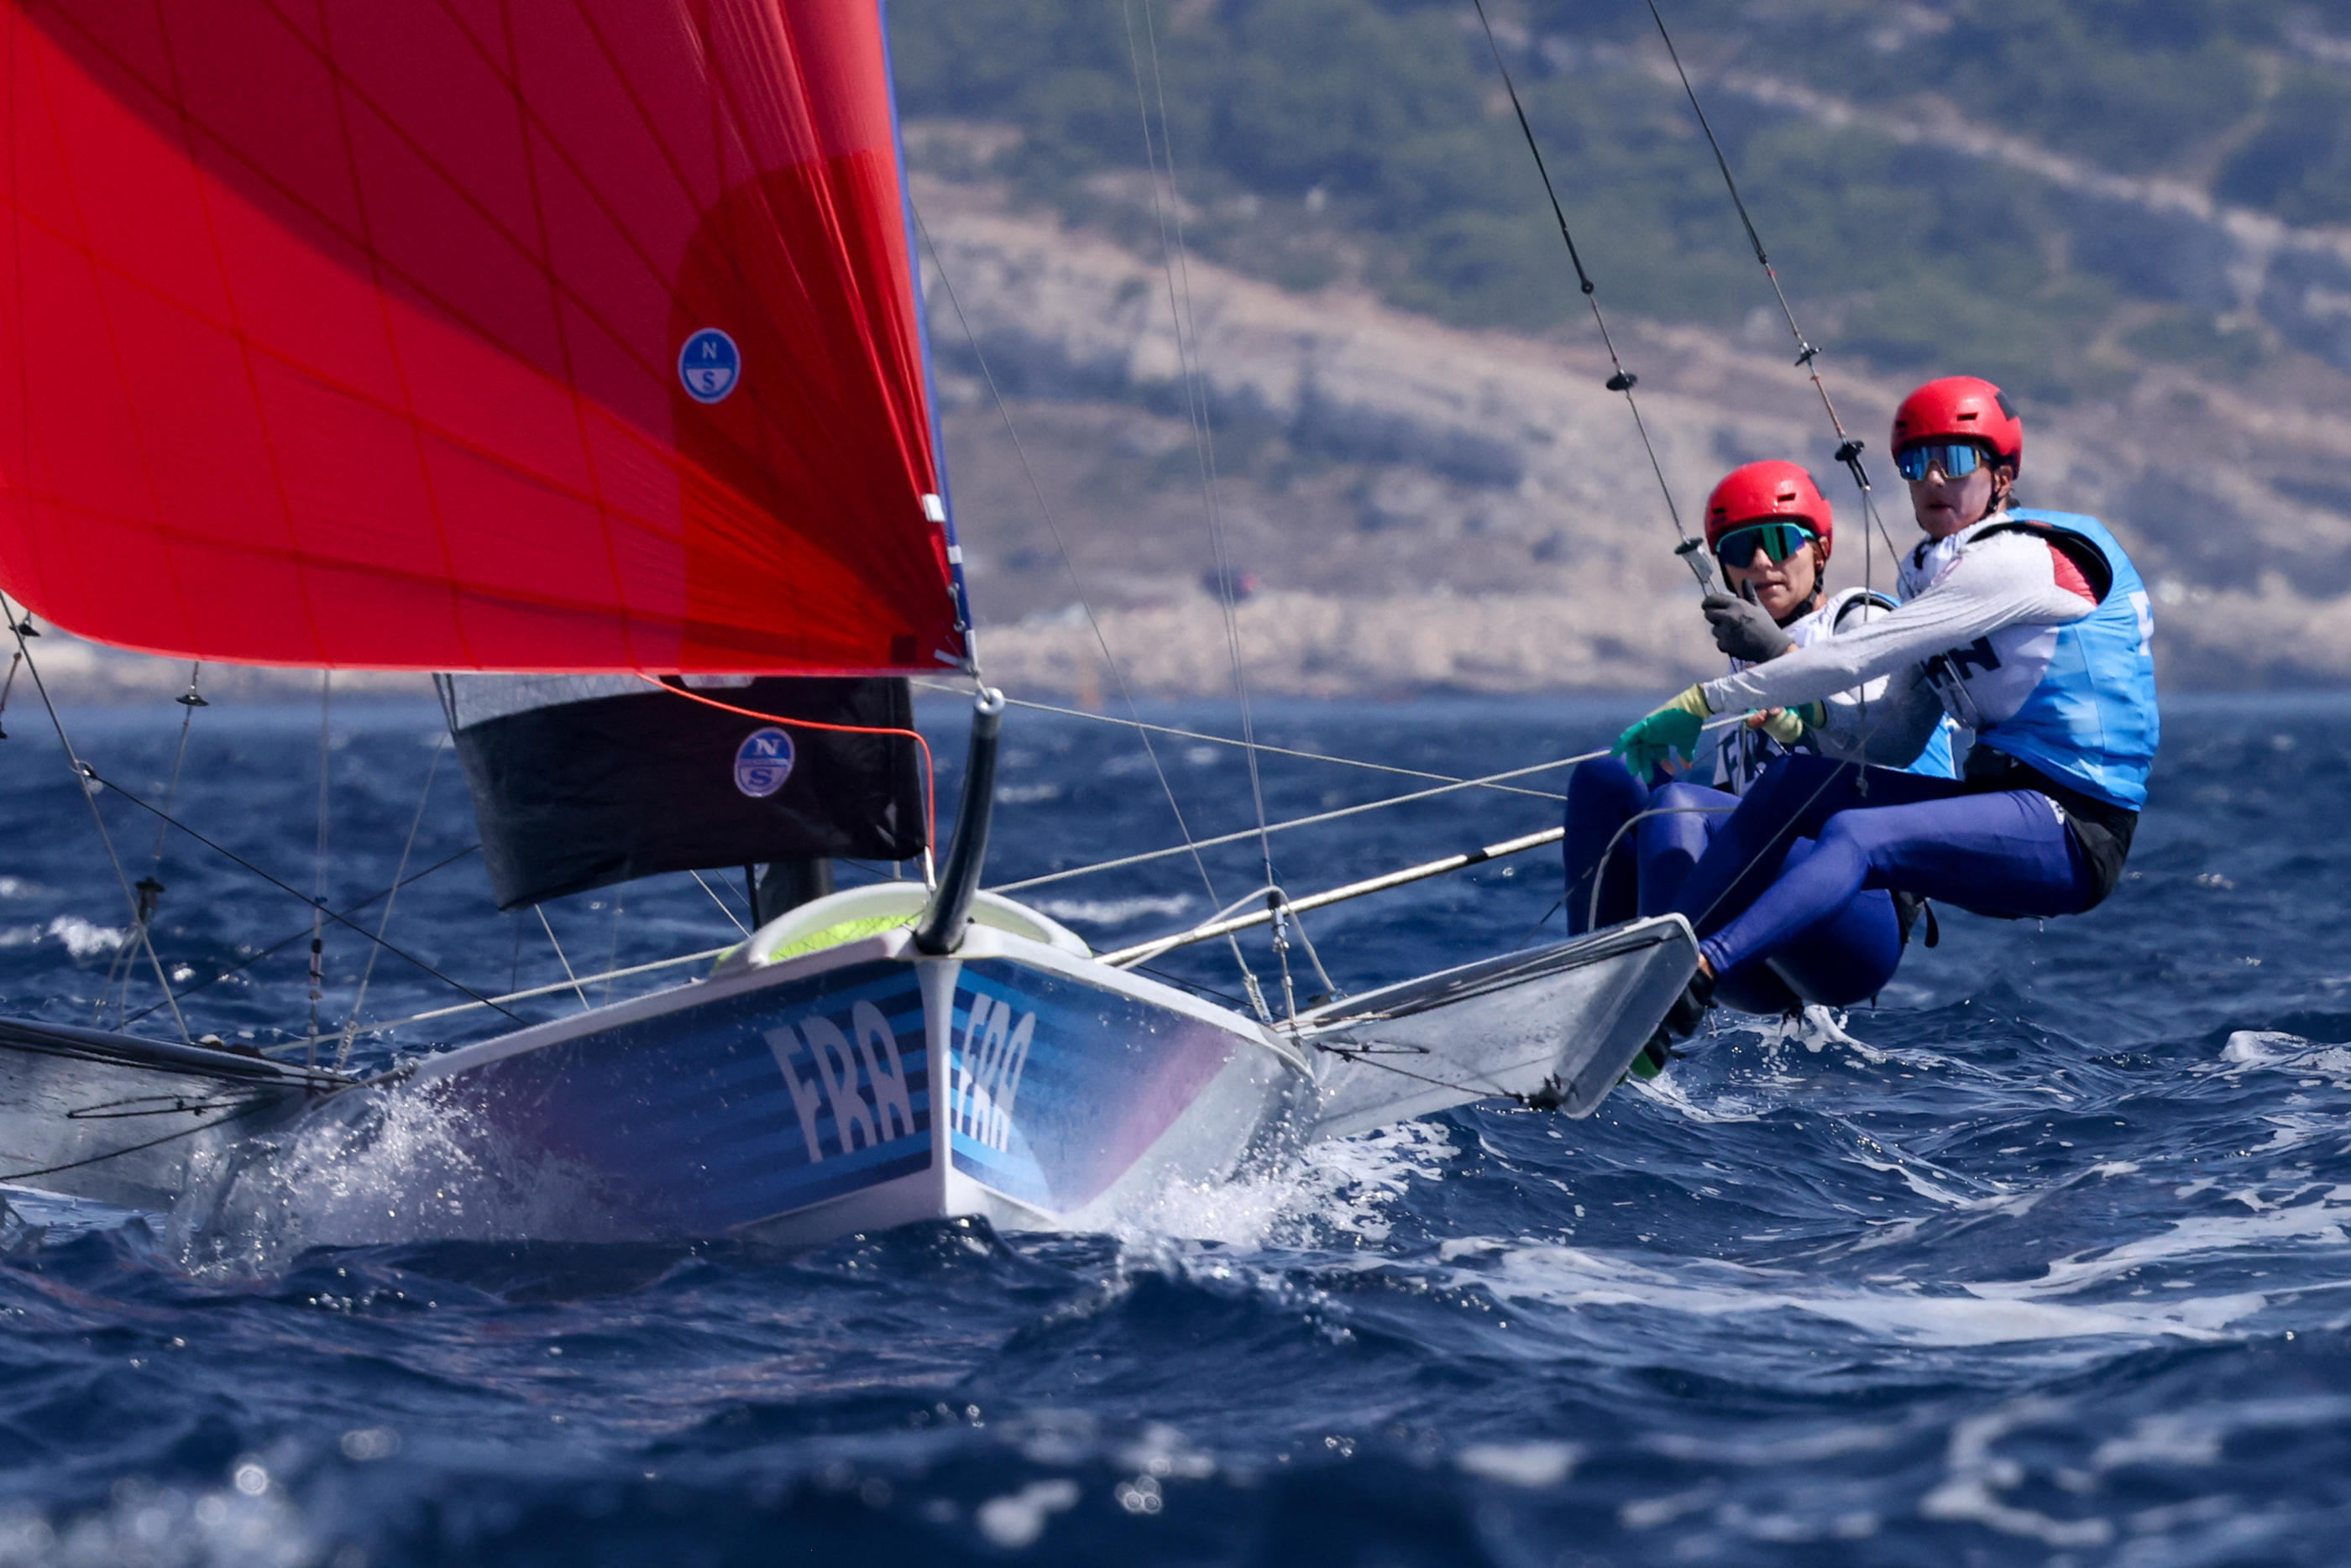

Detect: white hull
0,890,1698,1248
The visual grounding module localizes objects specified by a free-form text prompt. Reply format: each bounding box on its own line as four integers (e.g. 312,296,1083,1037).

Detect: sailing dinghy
0,0,1697,1245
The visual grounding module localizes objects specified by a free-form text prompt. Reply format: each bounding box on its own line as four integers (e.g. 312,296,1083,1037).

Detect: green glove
1613,686,1710,778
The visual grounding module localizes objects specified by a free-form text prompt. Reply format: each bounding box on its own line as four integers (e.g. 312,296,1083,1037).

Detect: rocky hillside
919,170,2351,697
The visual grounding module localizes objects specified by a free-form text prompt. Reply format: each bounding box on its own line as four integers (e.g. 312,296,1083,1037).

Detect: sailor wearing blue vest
1567,461,1954,1027
1612,375,2160,1046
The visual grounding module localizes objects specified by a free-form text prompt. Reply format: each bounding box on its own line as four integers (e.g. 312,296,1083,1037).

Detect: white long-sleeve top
1697,522,2099,761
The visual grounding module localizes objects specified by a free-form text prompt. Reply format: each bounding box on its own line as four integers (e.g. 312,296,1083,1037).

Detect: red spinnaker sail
0,0,967,674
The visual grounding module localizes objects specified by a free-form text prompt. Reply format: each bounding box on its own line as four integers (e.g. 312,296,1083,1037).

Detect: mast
750,860,835,926
914,688,1006,954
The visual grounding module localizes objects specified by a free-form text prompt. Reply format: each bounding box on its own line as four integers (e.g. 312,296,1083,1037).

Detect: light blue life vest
1905,510,2159,810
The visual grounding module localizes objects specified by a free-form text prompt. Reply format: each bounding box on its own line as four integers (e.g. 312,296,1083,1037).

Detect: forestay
0,0,966,675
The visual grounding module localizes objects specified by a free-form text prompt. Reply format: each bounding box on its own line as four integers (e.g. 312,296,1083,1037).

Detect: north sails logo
733,727,794,798
678,327,741,403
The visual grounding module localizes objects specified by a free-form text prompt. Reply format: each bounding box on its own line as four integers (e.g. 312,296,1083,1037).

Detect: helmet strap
1774,545,1829,626
1977,464,2017,523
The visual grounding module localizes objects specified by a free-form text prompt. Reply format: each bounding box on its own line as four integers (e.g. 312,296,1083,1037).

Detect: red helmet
1892,375,2023,473
1704,460,1833,564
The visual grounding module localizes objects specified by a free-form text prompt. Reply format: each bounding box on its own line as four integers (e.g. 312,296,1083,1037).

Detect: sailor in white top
1611,379,2159,1046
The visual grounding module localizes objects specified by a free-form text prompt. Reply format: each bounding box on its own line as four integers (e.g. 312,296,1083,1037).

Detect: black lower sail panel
439,675,926,909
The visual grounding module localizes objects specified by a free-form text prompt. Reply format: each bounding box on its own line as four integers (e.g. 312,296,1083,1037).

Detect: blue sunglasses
1895,442,1988,481
1713,521,1818,569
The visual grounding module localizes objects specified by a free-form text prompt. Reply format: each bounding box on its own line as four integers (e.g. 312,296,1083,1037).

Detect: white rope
691,870,749,934
535,906,589,1011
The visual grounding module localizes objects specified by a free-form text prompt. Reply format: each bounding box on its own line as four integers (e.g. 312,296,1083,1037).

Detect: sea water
0,691,2343,1566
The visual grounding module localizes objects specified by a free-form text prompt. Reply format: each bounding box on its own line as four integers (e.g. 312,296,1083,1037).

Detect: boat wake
169,1085,630,1274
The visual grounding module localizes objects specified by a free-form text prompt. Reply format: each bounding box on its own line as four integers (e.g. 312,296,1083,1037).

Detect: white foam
45,915,127,959
1034,893,1192,926
171,1079,629,1274
1463,1241,2262,1346
1961,1194,2351,1302
1456,1440,1579,1487
974,1479,1079,1549
2220,1031,2351,1087
1920,1400,2114,1548
1109,1119,1458,1251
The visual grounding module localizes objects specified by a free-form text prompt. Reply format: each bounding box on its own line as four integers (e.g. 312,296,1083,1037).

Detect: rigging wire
912,681,1569,800
334,736,447,1070
536,905,590,1011
990,722,1739,894
1642,0,1903,572
1581,801,1737,933
1623,2,1971,947
913,209,1274,1014
1123,0,1285,994
691,869,750,934
601,889,625,1005
102,662,207,1027
1467,0,1714,594
287,942,732,1048
306,672,332,1063
80,767,522,1022
0,590,192,1044
118,844,481,1027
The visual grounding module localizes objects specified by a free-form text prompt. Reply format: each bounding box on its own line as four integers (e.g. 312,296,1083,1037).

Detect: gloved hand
1751,707,1808,746
1702,592,1794,663
1613,685,1711,778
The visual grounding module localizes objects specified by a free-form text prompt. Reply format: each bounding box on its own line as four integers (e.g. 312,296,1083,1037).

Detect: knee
1814,813,1875,860
1643,781,1723,850
1815,812,1912,878
1568,757,1646,822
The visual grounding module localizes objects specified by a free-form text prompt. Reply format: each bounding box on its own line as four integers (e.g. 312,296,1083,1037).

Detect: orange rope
634,675,938,849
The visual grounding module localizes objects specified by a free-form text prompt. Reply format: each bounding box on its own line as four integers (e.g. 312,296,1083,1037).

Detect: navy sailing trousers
1564,756,1905,1011
1670,754,2099,980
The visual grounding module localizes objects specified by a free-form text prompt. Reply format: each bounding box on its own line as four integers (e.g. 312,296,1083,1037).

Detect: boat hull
247,924,1306,1245
0,907,1698,1249
1301,915,1699,1138
0,1019,341,1212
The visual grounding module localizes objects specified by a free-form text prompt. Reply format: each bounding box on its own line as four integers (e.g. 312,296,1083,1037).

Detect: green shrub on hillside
888,0,2351,398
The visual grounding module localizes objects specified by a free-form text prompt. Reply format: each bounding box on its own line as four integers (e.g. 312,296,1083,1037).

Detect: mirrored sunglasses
1713,521,1817,569
1895,442,1986,481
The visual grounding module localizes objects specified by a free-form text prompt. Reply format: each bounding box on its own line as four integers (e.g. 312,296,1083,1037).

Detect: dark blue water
0,690,2344,1566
